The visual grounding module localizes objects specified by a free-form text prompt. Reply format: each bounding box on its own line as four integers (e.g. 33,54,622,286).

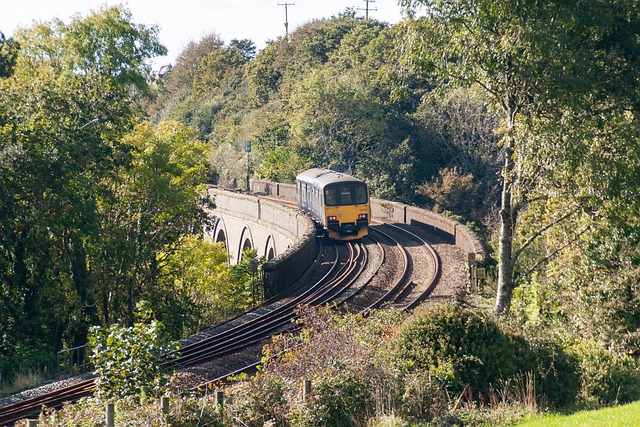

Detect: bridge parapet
250,179,486,277
207,186,318,296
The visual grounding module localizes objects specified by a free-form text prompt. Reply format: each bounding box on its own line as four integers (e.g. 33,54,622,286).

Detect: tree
400,0,640,314
0,32,20,78
289,69,386,174
162,32,225,96
0,6,166,380
96,121,212,326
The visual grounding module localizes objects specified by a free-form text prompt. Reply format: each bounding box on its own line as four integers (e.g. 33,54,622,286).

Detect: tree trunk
494,175,514,315
494,115,517,315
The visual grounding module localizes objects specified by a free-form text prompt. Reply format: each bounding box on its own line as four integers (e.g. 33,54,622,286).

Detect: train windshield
324,183,368,206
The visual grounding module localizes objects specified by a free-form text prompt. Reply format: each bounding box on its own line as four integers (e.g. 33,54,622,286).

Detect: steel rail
0,240,365,426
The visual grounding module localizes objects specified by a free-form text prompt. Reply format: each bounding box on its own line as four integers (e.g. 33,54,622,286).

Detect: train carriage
296,168,371,241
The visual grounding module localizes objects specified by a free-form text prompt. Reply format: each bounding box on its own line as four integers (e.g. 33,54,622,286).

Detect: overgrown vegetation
3,0,640,424
23,305,640,425
88,302,177,400
0,6,261,390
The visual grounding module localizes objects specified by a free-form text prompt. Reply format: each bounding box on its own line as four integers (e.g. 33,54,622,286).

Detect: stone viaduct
207,181,485,297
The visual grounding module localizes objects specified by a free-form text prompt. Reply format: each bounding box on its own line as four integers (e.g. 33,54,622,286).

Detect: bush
292,374,373,427
393,304,517,400
572,342,640,408
228,376,289,427
88,302,177,399
392,303,580,412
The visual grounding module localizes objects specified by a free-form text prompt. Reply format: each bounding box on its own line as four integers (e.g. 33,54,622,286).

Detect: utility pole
245,141,251,191
358,0,377,20
278,2,295,38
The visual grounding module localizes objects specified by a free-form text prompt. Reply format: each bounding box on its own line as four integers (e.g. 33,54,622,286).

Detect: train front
323,181,370,240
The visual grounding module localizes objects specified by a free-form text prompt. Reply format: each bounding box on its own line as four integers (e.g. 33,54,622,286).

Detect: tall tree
400,0,640,314
96,121,212,326
288,69,386,174
0,32,20,78
0,5,165,377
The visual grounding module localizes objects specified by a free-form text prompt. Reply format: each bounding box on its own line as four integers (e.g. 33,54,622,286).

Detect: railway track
0,213,452,426
0,239,364,425
190,222,443,391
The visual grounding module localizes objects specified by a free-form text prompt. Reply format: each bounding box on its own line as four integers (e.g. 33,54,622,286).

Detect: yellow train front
296,168,370,241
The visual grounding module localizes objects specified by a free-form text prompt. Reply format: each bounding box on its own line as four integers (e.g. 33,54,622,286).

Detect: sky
1,0,406,69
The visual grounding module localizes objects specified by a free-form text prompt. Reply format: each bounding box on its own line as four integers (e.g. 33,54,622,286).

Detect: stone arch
212,218,228,253
264,234,277,260
237,226,254,262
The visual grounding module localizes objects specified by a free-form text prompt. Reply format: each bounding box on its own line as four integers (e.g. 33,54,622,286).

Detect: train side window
355,185,367,204
340,186,352,205
325,188,337,206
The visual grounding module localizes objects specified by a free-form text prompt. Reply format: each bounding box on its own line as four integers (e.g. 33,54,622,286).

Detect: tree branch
512,207,579,265
515,225,590,286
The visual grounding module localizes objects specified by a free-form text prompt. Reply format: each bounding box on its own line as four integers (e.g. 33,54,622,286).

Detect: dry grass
0,370,45,398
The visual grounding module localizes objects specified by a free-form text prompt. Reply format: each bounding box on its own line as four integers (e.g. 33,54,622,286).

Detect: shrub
393,304,517,400
292,373,373,427
88,302,177,399
572,342,640,408
392,303,580,412
228,375,289,427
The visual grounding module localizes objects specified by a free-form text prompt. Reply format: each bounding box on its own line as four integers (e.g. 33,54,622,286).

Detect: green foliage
571,343,640,408
0,32,19,78
88,302,177,399
158,240,262,338
393,304,579,408
400,0,640,315
95,120,212,327
230,248,267,305
0,5,166,383
289,68,387,173
393,304,516,399
293,374,373,427
161,32,224,96
16,5,165,92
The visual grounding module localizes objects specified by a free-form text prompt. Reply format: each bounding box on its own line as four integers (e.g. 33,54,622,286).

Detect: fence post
27,420,38,427
468,253,477,293
302,379,312,403
215,389,224,407
161,395,170,415
106,402,115,427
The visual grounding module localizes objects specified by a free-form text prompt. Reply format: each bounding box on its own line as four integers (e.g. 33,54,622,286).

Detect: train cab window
355,185,367,204
325,188,338,206
340,186,353,204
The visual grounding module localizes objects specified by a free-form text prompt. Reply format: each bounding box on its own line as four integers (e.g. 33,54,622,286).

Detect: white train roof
296,168,365,188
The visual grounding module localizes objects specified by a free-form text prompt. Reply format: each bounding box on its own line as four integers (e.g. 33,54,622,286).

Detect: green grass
516,401,640,427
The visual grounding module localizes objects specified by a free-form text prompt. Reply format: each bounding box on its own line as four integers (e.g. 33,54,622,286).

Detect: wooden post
468,253,477,293
302,379,312,403
106,402,115,427
215,389,224,407
161,395,170,415
27,420,38,427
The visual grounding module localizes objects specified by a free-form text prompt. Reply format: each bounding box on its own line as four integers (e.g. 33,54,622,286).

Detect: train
296,168,371,241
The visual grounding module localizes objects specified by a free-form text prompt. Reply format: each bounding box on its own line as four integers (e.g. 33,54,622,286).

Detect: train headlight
328,216,337,221
358,214,367,219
